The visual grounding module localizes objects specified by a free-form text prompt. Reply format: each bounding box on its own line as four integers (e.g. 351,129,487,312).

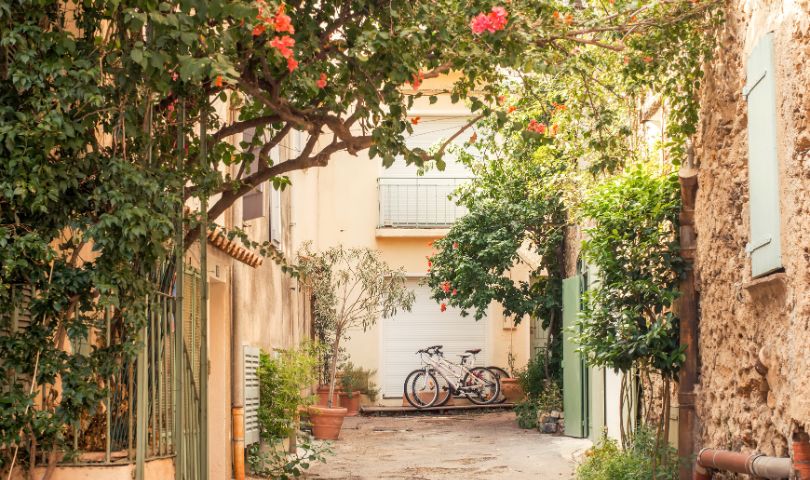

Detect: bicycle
403,345,500,408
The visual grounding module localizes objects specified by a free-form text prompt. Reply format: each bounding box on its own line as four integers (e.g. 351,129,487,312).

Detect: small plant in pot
299,245,414,440
339,362,380,416
500,348,526,403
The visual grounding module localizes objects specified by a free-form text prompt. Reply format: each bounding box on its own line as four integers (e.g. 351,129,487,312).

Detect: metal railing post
199,100,210,480
174,101,185,480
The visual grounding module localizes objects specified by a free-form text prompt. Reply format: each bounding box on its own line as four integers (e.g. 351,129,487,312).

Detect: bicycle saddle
465,348,482,354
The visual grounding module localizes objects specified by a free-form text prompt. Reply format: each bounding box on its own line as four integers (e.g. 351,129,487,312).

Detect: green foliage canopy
575,167,684,379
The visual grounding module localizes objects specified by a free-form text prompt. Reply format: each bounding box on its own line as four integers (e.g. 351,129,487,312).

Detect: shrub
516,348,561,399
514,400,539,429
247,434,331,479
257,343,320,442
576,427,679,480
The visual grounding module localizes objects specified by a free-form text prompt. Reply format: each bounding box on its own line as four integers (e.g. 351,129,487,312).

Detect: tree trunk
327,333,341,409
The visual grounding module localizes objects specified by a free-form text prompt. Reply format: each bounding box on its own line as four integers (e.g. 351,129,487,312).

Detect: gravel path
301,411,591,479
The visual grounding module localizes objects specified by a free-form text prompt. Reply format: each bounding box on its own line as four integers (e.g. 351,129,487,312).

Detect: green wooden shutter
243,346,260,445
562,275,584,438
744,32,782,277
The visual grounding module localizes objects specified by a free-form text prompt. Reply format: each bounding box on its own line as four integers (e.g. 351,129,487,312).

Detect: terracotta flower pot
308,405,348,440
340,393,361,416
500,378,526,403
317,385,341,407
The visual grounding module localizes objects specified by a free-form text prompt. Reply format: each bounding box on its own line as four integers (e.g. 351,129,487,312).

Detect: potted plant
339,363,363,416
500,345,526,403
299,245,414,439
339,362,380,415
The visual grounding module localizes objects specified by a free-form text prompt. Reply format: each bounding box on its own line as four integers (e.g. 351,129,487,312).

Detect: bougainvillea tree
1,0,720,474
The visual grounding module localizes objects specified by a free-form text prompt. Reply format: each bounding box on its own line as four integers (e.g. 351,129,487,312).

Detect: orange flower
451,289,457,296
269,35,295,59
452,242,459,249
468,132,477,144
286,57,298,72
252,24,266,36
411,71,424,90
552,11,561,21
550,123,559,136
411,116,421,125
316,72,327,88
643,56,653,63
564,13,574,25
441,281,451,293
272,4,294,33
440,303,447,312
497,95,506,105
214,75,224,88
527,119,546,134
508,105,517,113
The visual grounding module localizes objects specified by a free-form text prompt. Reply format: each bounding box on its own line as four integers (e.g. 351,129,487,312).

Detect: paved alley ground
303,411,591,479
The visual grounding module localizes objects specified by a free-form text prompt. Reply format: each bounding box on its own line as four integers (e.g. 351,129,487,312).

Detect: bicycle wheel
402,369,423,408
404,370,439,408
487,366,510,404
432,372,453,407
464,367,501,405
487,366,510,379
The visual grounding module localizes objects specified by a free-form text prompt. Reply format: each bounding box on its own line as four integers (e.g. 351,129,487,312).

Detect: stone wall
692,0,810,471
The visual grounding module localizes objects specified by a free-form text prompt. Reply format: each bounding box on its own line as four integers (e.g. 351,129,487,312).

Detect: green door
562,275,586,438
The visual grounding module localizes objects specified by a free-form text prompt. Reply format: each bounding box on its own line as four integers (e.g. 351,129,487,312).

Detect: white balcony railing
378,177,471,228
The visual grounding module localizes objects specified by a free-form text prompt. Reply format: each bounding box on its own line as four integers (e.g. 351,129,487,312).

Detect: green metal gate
176,268,206,480
562,275,588,438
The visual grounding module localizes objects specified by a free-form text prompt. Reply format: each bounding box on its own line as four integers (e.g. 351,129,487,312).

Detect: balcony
377,177,471,229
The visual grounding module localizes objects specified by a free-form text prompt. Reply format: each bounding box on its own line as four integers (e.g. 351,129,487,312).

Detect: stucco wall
692,0,810,468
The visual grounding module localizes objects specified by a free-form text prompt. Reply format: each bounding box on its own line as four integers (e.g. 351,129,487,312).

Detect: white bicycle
403,345,500,408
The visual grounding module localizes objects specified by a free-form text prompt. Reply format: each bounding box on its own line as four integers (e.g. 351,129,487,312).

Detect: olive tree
298,246,414,408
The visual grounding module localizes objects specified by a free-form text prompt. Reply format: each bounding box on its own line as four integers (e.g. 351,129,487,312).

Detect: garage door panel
382,280,489,397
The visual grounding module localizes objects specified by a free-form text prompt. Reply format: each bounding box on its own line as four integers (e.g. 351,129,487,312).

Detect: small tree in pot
299,245,414,438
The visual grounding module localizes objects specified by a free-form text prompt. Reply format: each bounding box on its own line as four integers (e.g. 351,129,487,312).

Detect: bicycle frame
418,351,487,395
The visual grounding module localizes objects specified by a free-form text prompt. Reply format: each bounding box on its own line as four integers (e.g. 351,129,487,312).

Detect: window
242,128,264,221
744,32,782,277
270,185,282,247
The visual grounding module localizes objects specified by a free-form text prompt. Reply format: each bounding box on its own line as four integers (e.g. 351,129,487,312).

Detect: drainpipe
231,269,245,480
695,449,792,479
678,162,699,480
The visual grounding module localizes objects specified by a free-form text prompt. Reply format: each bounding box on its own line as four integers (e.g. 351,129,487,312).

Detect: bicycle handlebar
415,345,444,355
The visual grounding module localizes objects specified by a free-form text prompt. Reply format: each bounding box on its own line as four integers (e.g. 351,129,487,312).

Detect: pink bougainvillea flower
527,119,547,134
488,6,509,30
269,35,295,59
440,303,447,312
452,242,459,249
286,56,299,72
470,6,508,34
316,72,327,88
470,13,491,34
451,289,457,296
273,4,294,33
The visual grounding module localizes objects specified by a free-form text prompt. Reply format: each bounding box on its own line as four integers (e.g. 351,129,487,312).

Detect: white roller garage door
381,279,489,397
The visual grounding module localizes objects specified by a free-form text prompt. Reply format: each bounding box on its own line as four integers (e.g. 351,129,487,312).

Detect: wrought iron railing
377,177,472,228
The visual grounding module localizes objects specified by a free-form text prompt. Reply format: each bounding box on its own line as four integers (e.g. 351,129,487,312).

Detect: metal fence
378,177,471,228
